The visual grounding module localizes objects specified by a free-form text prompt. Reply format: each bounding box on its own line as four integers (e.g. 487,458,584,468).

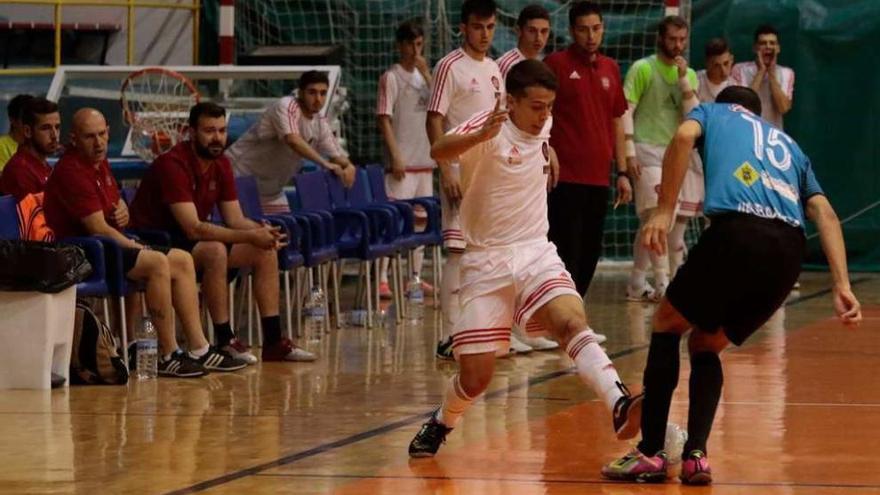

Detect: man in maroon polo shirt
544,1,633,298
0,97,59,200
44,108,244,377
129,102,315,363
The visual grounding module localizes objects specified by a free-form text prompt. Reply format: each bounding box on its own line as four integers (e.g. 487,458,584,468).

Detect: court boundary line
162,278,873,495
252,472,880,489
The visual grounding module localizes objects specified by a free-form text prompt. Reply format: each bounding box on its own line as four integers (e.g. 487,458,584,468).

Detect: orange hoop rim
120,67,201,126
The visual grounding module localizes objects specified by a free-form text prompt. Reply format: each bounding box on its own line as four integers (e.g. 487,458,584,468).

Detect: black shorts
169,235,232,256
121,245,172,277
666,213,805,346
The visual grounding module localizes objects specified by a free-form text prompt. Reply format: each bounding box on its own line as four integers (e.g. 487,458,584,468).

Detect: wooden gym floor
1,271,878,494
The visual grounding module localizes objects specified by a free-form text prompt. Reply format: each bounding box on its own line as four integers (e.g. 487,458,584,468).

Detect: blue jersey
687,103,823,229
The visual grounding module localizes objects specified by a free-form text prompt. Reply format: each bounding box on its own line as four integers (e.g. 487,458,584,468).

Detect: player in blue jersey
601,86,862,485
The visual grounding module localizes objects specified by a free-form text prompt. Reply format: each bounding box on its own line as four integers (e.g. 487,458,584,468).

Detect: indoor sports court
0,1,878,494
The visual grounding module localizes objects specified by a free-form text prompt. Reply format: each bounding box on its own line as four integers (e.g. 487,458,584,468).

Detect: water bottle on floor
406,274,424,322
136,316,158,380
304,286,326,341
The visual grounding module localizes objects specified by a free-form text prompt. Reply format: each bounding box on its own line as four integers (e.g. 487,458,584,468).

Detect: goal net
235,0,692,262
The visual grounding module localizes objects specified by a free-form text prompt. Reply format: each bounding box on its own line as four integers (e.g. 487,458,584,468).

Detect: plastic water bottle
304,286,326,341
136,317,158,380
406,274,424,321
664,422,688,464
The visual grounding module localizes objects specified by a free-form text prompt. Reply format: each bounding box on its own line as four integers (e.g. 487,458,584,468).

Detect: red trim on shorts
514,278,577,324
452,336,511,349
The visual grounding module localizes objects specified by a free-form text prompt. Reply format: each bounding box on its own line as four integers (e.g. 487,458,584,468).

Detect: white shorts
634,143,704,217
451,239,579,358
385,170,434,223
440,164,464,251
260,193,291,214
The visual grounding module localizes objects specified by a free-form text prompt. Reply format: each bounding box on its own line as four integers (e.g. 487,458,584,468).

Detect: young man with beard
731,25,794,129
496,5,551,79
44,108,244,377
375,19,435,299
623,15,703,301
408,60,643,458
129,102,313,363
427,0,509,359
1,97,60,200
696,38,734,103
602,86,861,485
226,71,356,214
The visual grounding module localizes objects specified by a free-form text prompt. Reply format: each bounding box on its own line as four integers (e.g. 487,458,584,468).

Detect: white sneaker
221,339,258,365
652,283,667,302
625,283,656,302
509,334,534,354
517,334,559,351
285,347,317,362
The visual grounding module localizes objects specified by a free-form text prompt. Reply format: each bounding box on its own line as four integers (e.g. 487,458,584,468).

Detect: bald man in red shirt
544,1,633,300
44,108,245,377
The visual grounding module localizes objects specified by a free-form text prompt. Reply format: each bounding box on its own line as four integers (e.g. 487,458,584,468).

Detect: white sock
566,329,624,411
379,257,389,284
189,345,210,358
650,251,670,288
436,374,474,428
630,221,651,289
440,252,462,338
668,219,688,279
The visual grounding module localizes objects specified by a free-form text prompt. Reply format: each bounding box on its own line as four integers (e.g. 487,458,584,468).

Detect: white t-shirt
450,110,553,248
696,70,732,102
497,47,527,80
730,61,795,129
428,47,504,131
376,64,433,171
226,96,345,198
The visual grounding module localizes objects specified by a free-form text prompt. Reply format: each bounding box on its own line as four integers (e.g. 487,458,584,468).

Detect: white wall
0,3,194,65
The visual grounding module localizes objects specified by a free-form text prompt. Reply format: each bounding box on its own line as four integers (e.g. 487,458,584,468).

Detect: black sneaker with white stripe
191,346,247,372
158,350,208,378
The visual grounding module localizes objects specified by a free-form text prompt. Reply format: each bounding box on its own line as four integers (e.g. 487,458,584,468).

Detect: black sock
683,351,723,457
637,332,681,456
261,315,282,345
213,321,235,347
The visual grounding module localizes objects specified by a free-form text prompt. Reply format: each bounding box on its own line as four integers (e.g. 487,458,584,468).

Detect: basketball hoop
120,67,200,161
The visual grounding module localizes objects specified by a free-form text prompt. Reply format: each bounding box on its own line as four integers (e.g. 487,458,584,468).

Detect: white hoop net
120,68,200,161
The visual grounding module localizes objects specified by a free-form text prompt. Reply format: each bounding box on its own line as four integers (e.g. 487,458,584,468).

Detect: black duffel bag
0,240,93,293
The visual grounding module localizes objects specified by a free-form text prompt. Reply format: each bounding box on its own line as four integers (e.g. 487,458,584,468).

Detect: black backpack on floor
70,301,129,385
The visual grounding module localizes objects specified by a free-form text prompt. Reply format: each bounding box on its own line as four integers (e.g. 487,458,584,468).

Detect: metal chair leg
365,261,373,328
284,269,293,339
118,296,129,370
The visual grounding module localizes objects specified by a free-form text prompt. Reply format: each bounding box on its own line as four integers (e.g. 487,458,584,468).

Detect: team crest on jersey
491,76,500,91
601,77,610,90
507,145,522,165
734,162,759,187
569,70,581,80
541,141,549,162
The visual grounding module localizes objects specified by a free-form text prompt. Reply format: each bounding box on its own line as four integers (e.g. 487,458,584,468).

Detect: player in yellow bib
622,16,702,302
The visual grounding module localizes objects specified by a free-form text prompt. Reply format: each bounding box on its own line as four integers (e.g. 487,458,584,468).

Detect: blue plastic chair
234,176,310,337
294,170,400,327
364,165,443,304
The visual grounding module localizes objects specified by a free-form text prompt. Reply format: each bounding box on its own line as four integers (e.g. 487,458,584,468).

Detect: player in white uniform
696,38,733,103
376,20,436,299
496,5,550,79
731,24,794,129
427,0,504,360
494,4,564,353
226,71,355,213
408,60,643,458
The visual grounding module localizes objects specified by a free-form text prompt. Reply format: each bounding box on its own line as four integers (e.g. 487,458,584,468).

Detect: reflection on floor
1,271,878,494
